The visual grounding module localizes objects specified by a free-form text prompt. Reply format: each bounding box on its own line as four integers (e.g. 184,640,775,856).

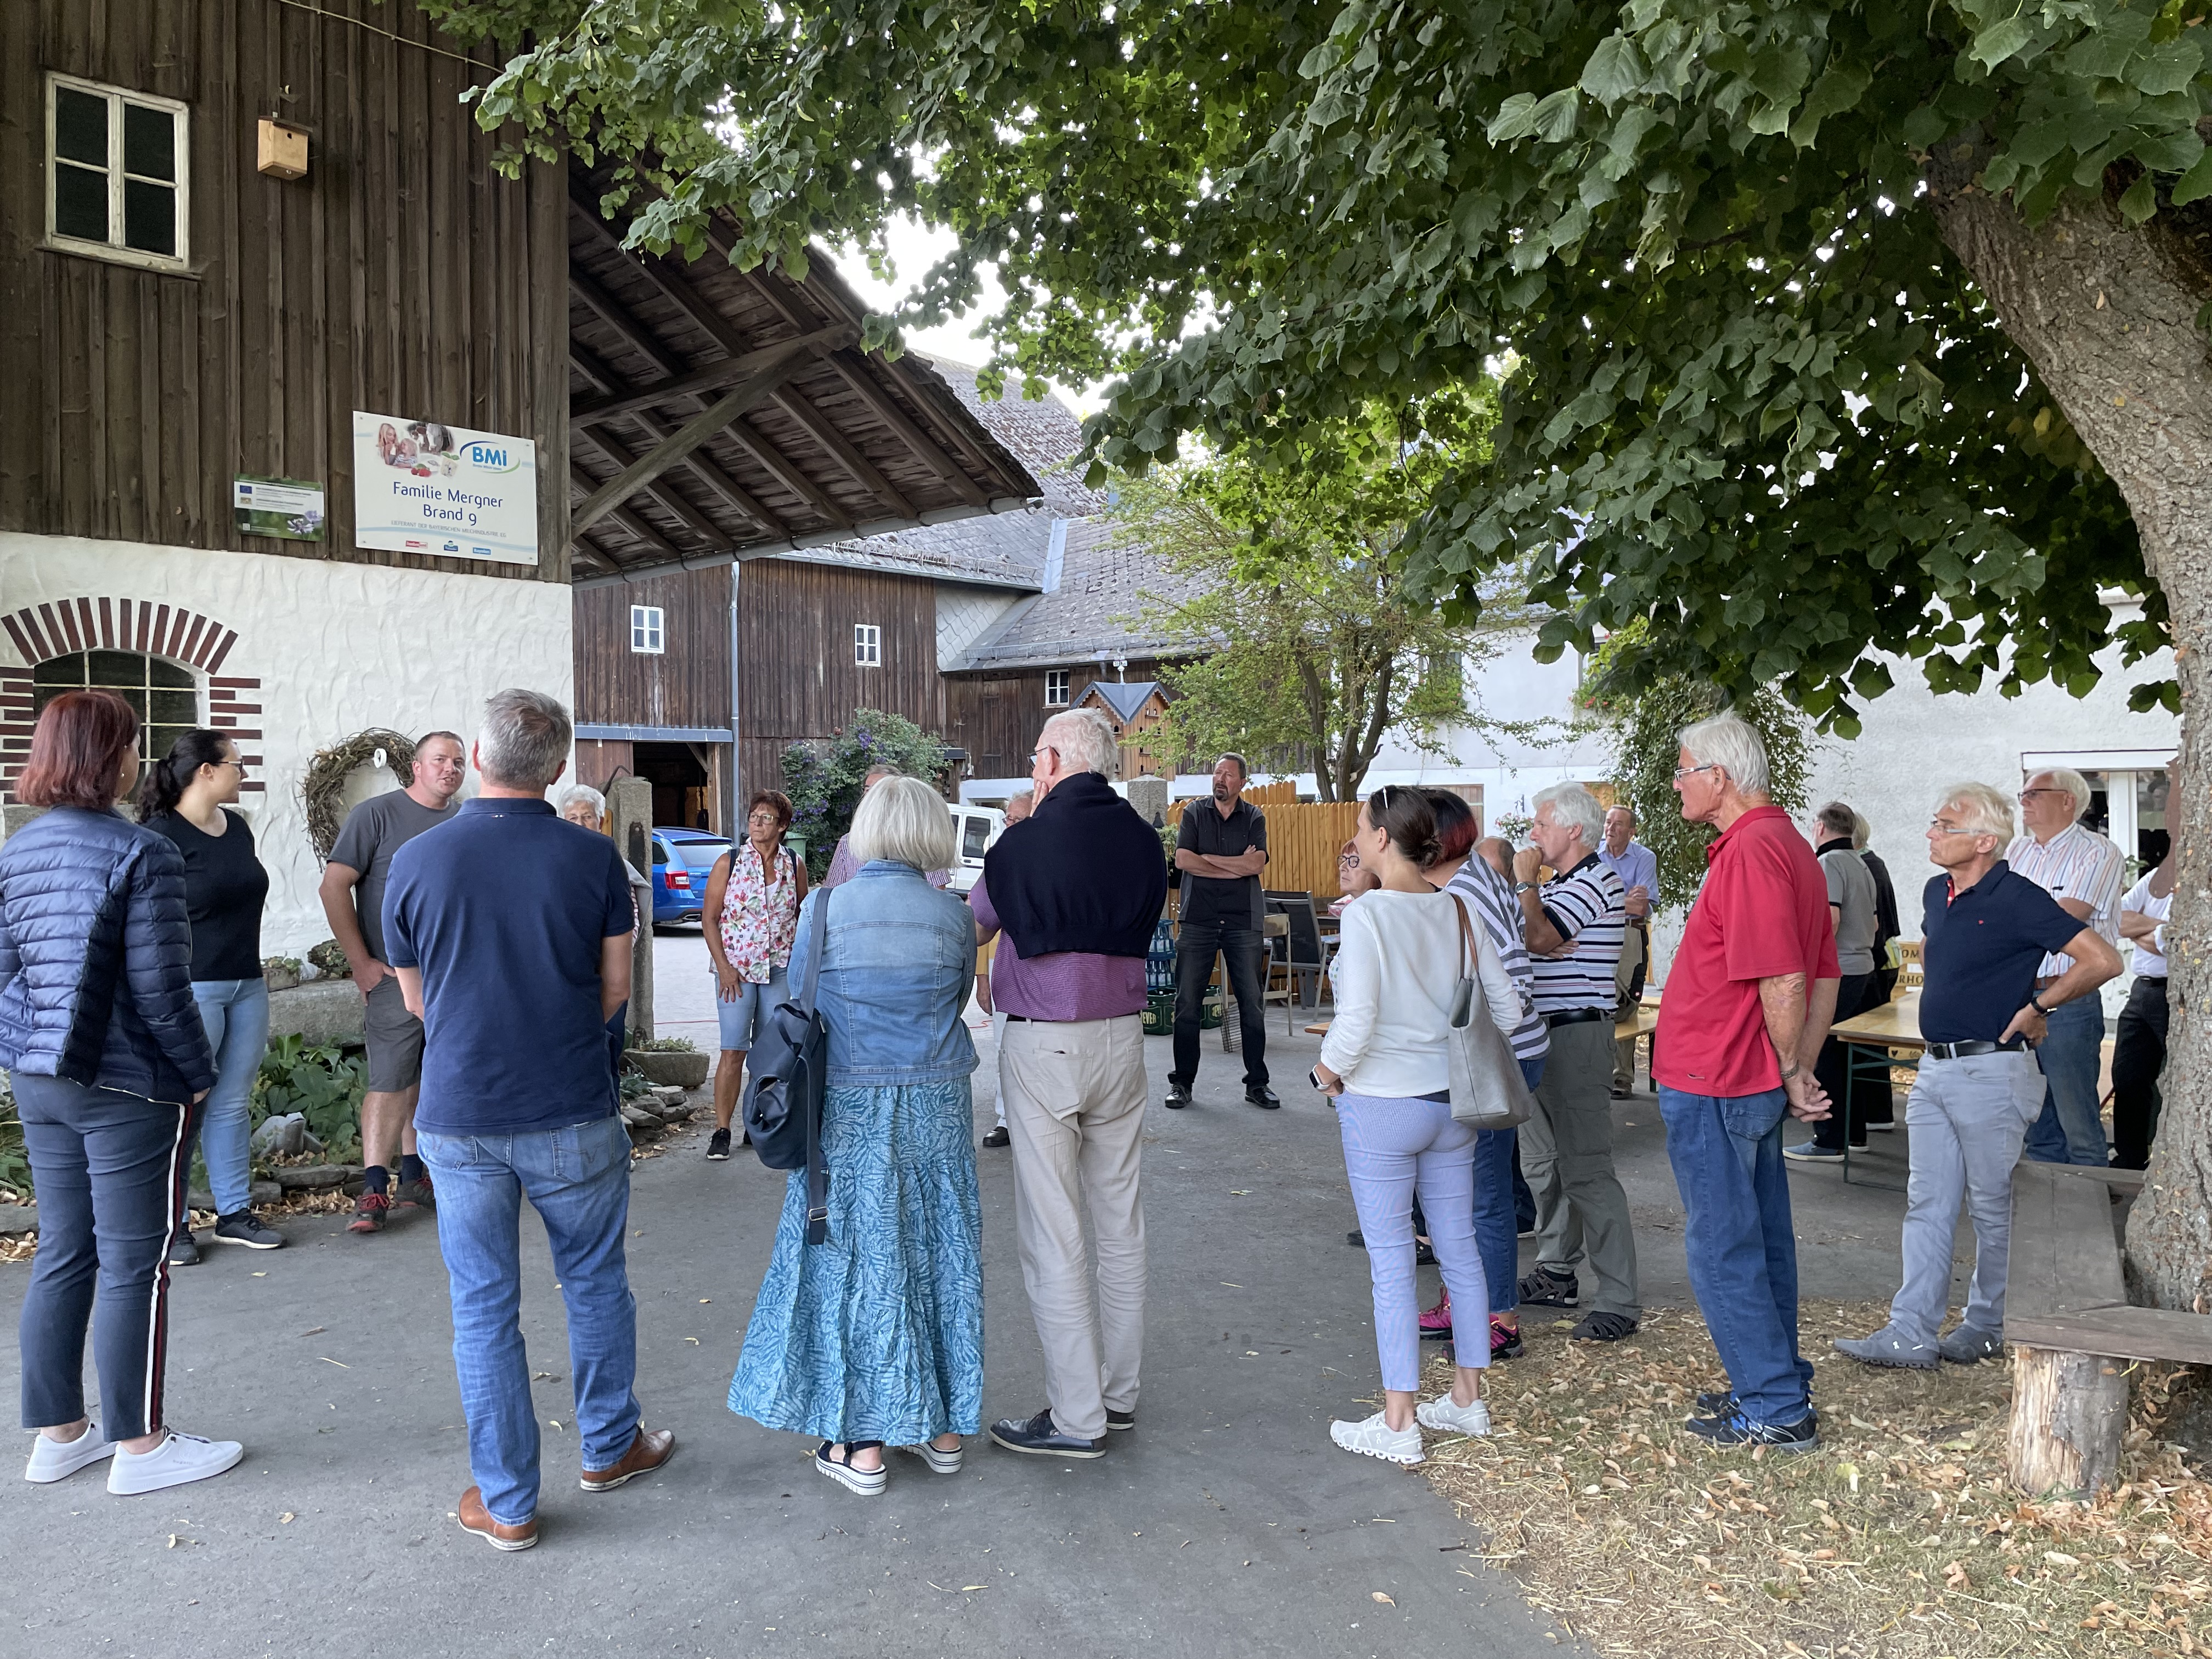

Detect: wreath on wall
301,729,416,859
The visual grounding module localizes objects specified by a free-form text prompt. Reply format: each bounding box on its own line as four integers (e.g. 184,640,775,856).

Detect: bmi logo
468,443,507,467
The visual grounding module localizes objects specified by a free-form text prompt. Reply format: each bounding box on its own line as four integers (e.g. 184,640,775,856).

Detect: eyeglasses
2017,788,2066,802
1672,763,1720,781
1028,746,1058,769
1927,820,1981,837
747,811,781,825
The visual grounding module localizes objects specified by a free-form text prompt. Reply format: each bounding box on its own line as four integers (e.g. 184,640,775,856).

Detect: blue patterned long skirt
727,1077,983,1446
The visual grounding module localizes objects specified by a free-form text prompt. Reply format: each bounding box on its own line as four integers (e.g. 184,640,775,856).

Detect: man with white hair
1510,781,1640,1342
1835,783,2119,1369
2006,766,2123,1166
1655,710,1839,1450
385,690,673,1550
970,708,1167,1458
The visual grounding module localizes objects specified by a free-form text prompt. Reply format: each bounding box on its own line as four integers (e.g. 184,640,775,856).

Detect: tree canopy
1115,392,1548,800
431,0,2180,730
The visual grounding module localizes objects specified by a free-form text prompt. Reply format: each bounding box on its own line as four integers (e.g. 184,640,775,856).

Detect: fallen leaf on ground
279,1513,295,1523
1372,1592,1396,1606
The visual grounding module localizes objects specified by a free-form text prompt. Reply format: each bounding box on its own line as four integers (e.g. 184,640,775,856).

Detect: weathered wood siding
735,558,939,797
573,564,731,729
0,0,568,580
943,658,1170,778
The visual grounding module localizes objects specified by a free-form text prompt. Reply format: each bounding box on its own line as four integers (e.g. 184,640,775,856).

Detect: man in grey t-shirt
317,731,465,1229
1790,800,1886,1159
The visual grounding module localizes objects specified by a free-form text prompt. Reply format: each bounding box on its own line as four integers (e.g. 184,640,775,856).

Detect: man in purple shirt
972,708,1167,1460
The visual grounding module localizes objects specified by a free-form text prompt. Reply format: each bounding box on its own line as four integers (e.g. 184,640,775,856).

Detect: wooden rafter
570,324,857,427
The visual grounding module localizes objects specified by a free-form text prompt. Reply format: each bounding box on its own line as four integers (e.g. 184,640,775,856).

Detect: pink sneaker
1418,1290,1453,1339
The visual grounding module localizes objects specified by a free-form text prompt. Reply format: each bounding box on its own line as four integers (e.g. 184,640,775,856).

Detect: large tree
430,0,2209,1306
1120,396,1547,800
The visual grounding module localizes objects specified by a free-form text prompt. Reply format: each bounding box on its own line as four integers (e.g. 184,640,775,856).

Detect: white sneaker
1329,1409,1425,1465
1416,1394,1493,1437
25,1424,115,1483
106,1431,244,1496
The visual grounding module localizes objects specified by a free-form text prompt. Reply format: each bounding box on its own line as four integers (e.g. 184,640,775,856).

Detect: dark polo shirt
1176,796,1267,930
383,797,635,1137
1918,860,2085,1045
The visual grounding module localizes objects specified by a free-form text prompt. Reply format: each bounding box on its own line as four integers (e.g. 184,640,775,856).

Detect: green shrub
781,708,954,881
0,1080,29,1201
255,1035,368,1163
628,1035,697,1053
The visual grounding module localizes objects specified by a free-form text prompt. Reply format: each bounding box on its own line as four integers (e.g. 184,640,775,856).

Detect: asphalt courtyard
0,933,1931,1659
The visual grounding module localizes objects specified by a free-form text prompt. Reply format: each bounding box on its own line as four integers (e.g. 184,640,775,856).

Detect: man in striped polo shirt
1511,782,1641,1342
2007,768,2123,1166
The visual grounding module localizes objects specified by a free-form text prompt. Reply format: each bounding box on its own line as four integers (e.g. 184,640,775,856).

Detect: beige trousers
998,1014,1148,1441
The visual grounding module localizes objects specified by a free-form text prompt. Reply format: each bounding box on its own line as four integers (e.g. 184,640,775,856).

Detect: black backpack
741,885,832,1243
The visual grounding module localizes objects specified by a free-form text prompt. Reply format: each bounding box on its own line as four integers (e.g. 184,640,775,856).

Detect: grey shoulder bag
1445,894,1536,1131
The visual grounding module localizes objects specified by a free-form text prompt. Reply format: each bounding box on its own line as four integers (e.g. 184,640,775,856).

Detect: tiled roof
1079,680,1164,723
949,516,1211,670
777,356,1106,591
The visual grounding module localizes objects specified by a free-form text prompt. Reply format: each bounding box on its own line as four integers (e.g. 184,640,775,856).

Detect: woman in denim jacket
729,777,981,1496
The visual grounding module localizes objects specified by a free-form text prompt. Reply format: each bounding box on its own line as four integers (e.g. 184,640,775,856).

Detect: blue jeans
419,1115,641,1525
1473,1057,1547,1318
187,978,269,1216
2021,994,2108,1166
1657,1085,1813,1425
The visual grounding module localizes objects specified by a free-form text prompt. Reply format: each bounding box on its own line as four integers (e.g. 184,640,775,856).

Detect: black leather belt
1003,1013,1032,1022
1545,1008,1612,1029
1924,1039,2028,1060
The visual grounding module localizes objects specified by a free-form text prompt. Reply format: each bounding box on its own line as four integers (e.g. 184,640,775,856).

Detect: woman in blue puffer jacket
0,690,244,1497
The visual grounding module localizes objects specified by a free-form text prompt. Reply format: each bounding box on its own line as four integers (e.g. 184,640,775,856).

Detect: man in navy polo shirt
385,689,674,1552
1834,782,2119,1372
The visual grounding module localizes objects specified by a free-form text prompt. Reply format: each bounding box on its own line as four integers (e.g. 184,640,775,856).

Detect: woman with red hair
0,690,244,1495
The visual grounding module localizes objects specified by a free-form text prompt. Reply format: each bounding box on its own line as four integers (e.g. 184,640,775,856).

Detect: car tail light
667,870,692,890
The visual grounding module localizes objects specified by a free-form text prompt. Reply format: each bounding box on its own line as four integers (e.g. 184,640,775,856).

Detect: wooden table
1826,992,1924,1190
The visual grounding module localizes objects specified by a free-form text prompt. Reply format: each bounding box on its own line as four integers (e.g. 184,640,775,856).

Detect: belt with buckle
1544,1008,1612,1029
1923,1039,2028,1060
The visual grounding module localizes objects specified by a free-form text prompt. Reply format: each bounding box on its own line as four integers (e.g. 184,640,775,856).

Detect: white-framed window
1044,668,1070,707
629,605,665,654
854,623,882,667
46,75,190,273
34,650,198,768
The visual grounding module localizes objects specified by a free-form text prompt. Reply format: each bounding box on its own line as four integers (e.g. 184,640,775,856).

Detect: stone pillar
1125,775,1170,826
608,775,654,1043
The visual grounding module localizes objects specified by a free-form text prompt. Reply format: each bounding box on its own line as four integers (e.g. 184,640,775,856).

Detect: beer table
1825,992,1926,1191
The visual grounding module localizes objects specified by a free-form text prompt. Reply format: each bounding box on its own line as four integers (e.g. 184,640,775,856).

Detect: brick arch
0,597,264,798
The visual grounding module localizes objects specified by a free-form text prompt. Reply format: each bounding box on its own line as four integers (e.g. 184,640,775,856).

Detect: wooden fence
1165,795,1362,899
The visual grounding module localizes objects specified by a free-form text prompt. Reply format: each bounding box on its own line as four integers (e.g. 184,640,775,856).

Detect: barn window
629,605,664,654
854,623,882,667
46,76,190,273
33,651,198,767
1044,669,1070,707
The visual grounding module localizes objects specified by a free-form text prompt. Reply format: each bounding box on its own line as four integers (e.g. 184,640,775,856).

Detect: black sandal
814,1439,887,1496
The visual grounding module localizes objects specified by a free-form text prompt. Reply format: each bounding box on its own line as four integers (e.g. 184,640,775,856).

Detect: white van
945,803,1005,894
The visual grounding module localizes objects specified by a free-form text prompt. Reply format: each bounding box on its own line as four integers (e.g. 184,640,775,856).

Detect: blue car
649,827,732,929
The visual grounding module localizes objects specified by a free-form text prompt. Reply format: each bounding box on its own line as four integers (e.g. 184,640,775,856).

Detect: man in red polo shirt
1654,712,1840,1451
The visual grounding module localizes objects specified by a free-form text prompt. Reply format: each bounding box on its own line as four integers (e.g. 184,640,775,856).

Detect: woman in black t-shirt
139,731,280,1260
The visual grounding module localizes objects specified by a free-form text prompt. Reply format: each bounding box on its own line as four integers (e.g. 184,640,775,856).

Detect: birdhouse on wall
1076,680,1174,780
257,119,309,180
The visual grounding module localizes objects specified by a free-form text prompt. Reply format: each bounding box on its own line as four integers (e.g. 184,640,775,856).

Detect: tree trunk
1925,180,2212,1313
2007,1345,2129,1497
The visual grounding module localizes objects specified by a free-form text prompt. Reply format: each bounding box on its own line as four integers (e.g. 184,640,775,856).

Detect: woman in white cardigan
1314,787,1524,1464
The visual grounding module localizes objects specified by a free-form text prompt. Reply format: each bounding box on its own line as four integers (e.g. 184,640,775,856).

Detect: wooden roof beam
568,261,689,382
582,425,732,548
821,353,989,507
571,324,858,427
718,424,855,532
768,387,916,518
571,462,685,561
575,339,789,536
571,346,813,539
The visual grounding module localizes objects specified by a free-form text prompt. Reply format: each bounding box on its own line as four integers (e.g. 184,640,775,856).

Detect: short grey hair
1679,710,1769,797
850,774,958,872
1215,752,1249,778
2028,766,2093,821
1039,708,1120,780
1605,803,1637,829
1815,801,1858,840
1938,782,2014,841
556,783,606,821
1534,781,1605,849
477,688,572,790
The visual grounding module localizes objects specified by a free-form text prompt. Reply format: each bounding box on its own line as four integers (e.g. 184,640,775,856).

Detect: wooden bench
2004,1160,2212,1496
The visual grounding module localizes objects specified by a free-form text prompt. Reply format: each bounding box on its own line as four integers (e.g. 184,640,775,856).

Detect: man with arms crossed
1655,712,1840,1450
1166,753,1277,1110
319,730,465,1232
385,690,672,1550
1834,784,2119,1368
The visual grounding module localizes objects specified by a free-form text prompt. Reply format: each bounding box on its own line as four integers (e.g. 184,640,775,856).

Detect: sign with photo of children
352,412,539,565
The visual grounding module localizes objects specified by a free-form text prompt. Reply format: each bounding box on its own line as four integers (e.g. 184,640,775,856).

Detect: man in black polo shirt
1834,782,2119,1372
1167,754,1279,1110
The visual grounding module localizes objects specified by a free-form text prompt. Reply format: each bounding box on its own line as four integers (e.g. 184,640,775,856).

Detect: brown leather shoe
580,1426,675,1493
458,1485,538,1551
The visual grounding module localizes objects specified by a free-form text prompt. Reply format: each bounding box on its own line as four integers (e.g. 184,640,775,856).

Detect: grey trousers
1524,1018,1641,1318
1888,1051,2044,1346
999,1014,1148,1441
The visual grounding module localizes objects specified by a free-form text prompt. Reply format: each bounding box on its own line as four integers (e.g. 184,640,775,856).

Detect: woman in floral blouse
703,791,808,1162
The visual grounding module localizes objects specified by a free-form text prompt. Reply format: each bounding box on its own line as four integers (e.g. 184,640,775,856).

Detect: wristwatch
1513,881,1538,894
2029,996,2052,1017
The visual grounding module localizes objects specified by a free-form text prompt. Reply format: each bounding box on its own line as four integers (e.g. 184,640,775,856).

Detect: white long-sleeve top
1321,888,1526,1098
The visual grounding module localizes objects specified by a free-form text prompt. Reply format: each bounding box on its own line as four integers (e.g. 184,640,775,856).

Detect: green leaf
2119,172,2159,222
1486,92,1541,143
1532,87,1582,144
1790,64,1871,148
1579,36,1647,105
1970,18,2034,70
2172,143,2212,206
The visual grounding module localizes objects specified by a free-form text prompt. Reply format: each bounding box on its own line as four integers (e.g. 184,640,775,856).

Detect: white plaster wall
1,533,575,956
